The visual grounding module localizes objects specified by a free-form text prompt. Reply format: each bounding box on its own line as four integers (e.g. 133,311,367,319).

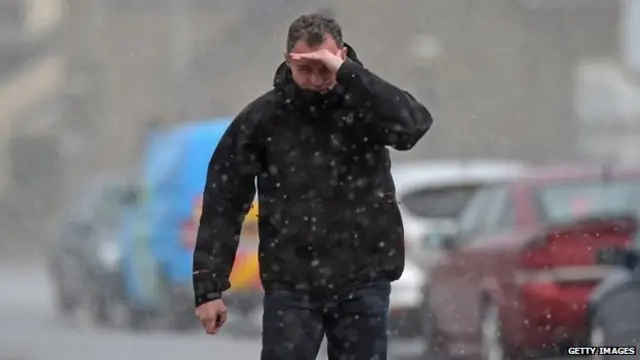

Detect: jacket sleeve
336,59,433,151
192,109,261,308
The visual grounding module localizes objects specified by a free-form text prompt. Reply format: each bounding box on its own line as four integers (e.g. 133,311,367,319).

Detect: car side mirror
422,232,459,251
597,247,639,270
119,188,139,204
441,234,458,251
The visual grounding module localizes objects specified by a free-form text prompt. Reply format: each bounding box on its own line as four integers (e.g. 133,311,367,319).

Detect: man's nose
310,73,324,86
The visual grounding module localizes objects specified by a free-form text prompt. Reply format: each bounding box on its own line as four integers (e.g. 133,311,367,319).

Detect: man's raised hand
289,49,346,73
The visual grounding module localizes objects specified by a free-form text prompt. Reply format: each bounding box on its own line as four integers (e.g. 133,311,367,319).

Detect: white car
392,160,526,248
388,159,526,337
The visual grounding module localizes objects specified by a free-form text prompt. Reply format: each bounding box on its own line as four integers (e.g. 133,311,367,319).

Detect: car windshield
72,181,132,227
400,183,482,219
94,191,128,227
534,180,640,223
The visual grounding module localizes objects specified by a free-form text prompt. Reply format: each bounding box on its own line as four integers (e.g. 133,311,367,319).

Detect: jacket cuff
193,273,229,307
195,291,222,308
336,58,366,86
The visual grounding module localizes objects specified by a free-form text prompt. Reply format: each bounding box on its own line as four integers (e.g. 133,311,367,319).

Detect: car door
429,188,496,341
51,186,102,299
87,186,129,274
461,187,518,342
52,219,93,299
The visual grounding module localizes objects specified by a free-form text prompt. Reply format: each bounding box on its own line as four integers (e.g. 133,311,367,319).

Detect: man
193,13,433,360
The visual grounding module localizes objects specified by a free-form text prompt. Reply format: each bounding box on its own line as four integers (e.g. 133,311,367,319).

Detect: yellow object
245,201,259,222
229,251,260,290
233,201,260,290
192,197,258,224
192,197,261,291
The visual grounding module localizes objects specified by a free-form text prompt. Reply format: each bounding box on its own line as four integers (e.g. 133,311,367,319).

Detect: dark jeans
261,281,391,360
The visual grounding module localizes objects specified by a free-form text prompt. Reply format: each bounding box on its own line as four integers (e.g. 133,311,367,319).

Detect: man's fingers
201,311,228,335
202,318,217,334
217,312,228,327
290,53,321,61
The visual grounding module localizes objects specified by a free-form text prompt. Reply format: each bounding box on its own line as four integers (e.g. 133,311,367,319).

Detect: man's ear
340,47,348,61
284,52,292,66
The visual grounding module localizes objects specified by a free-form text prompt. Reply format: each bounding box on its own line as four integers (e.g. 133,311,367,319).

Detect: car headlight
97,241,120,269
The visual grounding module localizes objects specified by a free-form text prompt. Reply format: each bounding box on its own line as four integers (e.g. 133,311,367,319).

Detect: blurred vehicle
588,245,640,359
188,194,262,325
49,176,138,324
388,160,525,338
422,165,640,360
229,211,263,320
392,160,526,249
119,117,262,331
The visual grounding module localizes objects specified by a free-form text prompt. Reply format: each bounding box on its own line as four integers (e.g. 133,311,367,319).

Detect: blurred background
1,0,640,359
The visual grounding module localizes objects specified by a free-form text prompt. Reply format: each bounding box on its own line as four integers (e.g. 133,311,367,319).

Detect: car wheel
51,263,80,317
90,292,128,328
420,303,446,359
91,294,110,326
590,323,605,360
52,277,78,317
55,290,77,317
125,306,151,331
481,303,505,360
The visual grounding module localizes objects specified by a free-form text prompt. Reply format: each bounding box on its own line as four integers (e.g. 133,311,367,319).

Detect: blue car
118,118,232,330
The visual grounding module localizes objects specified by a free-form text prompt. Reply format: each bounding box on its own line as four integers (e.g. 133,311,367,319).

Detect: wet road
0,263,423,360
0,262,577,360
0,263,259,360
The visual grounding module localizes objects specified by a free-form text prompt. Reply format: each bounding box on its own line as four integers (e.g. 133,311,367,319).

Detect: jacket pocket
358,193,404,254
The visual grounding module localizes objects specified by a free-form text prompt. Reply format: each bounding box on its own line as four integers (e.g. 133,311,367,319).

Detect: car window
534,180,640,223
67,183,106,223
495,194,516,229
483,188,516,233
457,189,494,235
93,186,129,227
400,183,483,219
458,186,512,237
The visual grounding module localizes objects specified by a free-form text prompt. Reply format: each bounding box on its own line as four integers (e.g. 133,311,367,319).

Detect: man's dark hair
286,13,343,53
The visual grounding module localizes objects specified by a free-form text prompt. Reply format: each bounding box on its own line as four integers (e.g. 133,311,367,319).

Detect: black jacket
193,45,433,306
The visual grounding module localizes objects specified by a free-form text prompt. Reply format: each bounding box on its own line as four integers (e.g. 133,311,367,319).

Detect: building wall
0,0,63,191
56,0,622,178
332,0,620,163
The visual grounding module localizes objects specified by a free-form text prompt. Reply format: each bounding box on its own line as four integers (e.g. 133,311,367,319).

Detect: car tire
55,291,77,317
91,291,127,328
91,294,110,326
420,302,446,360
53,279,78,318
125,307,150,331
480,302,505,360
590,322,605,360
51,262,80,318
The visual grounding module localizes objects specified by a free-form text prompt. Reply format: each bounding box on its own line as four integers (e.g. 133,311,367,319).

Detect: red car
421,165,640,360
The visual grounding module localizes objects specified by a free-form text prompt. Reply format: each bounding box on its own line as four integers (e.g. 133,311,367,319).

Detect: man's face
285,35,347,93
